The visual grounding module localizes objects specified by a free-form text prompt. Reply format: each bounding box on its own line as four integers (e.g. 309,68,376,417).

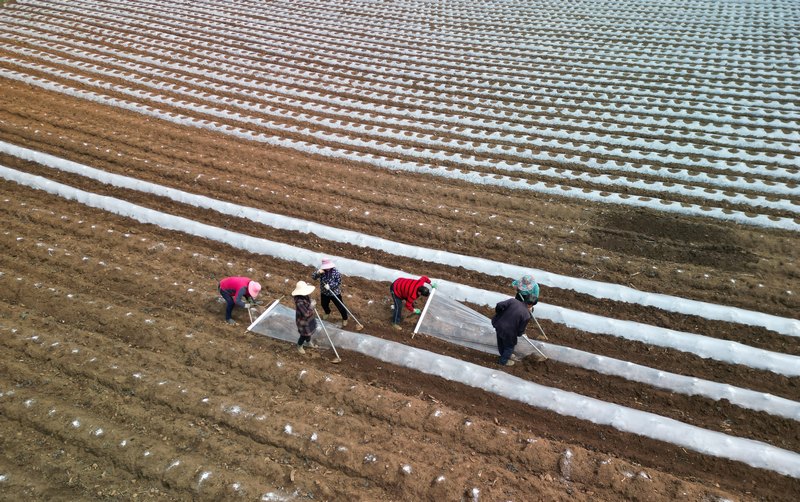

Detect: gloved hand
413,308,421,315
311,300,317,309
430,282,437,289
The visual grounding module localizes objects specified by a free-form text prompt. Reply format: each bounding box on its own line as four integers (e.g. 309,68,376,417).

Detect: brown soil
1,2,798,501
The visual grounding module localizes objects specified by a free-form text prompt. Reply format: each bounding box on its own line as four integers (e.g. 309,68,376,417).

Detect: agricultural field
0,0,798,500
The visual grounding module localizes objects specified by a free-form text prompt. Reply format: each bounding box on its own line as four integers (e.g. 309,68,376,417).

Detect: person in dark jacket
390,275,432,330
512,275,540,305
512,274,544,340
292,281,317,354
491,289,537,366
311,258,349,328
218,276,261,325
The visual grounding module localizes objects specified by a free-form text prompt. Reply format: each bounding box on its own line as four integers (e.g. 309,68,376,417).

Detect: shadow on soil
589,209,758,270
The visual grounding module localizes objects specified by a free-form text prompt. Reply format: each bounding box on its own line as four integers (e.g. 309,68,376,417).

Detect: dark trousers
496,334,517,364
390,282,404,324
322,293,348,320
219,287,235,320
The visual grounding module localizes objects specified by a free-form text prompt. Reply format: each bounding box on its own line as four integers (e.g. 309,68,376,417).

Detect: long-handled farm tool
531,314,549,341
314,307,342,364
521,335,548,361
324,284,364,331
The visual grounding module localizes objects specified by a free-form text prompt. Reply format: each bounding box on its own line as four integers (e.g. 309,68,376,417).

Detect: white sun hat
292,280,316,296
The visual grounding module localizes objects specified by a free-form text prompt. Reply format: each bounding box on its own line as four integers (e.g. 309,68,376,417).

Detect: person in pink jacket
218,276,261,325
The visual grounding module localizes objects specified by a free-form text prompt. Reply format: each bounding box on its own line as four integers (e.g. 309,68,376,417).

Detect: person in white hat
311,258,349,328
218,276,261,325
292,280,317,353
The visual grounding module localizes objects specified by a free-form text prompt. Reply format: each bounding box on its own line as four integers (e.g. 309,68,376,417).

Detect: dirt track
1,0,799,500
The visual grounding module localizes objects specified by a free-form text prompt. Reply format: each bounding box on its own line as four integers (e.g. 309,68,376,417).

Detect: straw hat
292,280,315,296
247,281,262,298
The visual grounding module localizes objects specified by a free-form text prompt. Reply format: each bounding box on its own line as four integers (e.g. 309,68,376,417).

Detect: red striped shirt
392,276,431,312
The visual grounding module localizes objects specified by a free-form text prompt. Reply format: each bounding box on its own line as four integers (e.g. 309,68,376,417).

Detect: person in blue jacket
311,258,349,328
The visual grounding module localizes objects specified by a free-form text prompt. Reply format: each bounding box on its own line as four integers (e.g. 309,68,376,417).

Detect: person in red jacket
218,276,261,325
390,275,432,330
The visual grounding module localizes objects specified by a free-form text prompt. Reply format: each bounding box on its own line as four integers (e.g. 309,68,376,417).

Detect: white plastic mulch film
415,292,539,359
248,296,542,360
247,301,337,351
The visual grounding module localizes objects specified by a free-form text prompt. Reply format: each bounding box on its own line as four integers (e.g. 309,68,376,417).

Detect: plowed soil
1,1,799,501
